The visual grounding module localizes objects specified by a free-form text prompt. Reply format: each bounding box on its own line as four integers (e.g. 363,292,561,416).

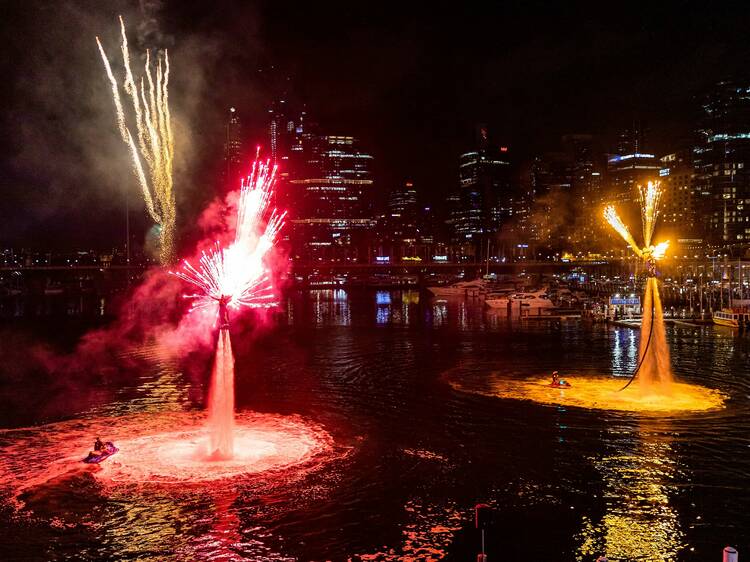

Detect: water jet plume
207,329,234,459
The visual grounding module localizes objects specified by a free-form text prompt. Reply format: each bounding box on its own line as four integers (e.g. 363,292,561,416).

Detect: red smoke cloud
32,173,289,382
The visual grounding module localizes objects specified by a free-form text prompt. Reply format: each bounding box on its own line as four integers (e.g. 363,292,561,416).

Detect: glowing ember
650,240,669,260
449,374,725,414
0,412,338,505
96,16,176,264
170,158,285,317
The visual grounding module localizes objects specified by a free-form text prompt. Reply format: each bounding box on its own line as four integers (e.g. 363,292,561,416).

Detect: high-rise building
563,134,598,195
388,181,418,239
606,153,661,206
286,132,375,261
222,107,243,187
616,121,648,156
268,98,297,164
659,150,696,229
452,125,512,259
606,124,660,209
559,135,605,252
383,181,419,260
528,152,573,250
694,80,750,249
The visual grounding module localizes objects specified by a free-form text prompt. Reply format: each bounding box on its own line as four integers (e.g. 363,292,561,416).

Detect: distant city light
607,152,656,163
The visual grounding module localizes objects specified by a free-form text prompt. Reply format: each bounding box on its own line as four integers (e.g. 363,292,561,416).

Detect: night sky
2,0,750,249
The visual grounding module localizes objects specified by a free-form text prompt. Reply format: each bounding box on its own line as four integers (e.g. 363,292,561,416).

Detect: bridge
0,260,623,276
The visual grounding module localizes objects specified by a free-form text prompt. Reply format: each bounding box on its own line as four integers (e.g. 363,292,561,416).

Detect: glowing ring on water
0,411,341,505
449,374,726,414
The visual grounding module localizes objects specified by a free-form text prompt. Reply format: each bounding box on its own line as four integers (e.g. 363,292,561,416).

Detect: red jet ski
550,380,572,388
550,371,572,389
83,442,118,464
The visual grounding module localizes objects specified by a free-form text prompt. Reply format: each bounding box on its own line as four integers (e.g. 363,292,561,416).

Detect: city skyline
3,1,750,254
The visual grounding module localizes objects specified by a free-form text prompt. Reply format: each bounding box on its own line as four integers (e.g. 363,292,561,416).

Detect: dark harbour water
1,288,749,561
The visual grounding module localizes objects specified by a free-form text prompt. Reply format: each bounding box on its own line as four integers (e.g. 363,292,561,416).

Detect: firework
603,205,642,258
603,181,668,265
96,16,176,264
171,159,286,324
650,240,670,260
638,181,662,247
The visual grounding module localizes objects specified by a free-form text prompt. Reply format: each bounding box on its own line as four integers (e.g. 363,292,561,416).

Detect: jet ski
550,379,572,389
83,442,118,464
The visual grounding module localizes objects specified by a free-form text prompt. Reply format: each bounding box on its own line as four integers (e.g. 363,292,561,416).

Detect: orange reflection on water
451,375,725,414
576,420,685,561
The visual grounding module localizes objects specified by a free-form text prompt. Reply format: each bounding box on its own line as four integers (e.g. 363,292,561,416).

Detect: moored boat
712,308,750,329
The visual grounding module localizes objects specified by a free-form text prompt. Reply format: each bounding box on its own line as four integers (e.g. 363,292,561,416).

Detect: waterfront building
285,130,376,262
659,150,696,231
693,80,750,250
452,126,513,260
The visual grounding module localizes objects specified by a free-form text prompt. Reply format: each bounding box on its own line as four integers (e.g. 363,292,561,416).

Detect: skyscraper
659,150,696,229
694,80,750,249
562,134,604,252
286,131,375,261
452,125,512,260
528,151,573,250
268,98,296,164
385,181,419,259
605,124,660,211
222,107,243,187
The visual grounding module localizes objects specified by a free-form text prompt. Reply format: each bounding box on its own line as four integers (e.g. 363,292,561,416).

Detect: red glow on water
0,411,339,507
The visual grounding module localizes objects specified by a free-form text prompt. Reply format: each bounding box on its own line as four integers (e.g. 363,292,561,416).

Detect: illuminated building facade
222,107,243,187
388,181,418,245
563,135,605,252
452,126,512,259
606,152,661,205
268,98,296,164
605,124,660,209
376,181,441,261
659,150,696,230
694,81,750,248
286,132,375,261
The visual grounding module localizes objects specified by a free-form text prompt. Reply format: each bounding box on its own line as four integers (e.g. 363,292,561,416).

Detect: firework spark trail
604,205,643,258
171,159,286,318
639,181,662,247
96,16,176,264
